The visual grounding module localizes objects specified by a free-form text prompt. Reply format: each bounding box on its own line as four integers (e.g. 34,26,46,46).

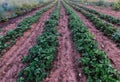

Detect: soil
85,5,120,18
0,7,55,82
43,6,86,82
0,6,43,36
76,10,120,71
0,2,119,82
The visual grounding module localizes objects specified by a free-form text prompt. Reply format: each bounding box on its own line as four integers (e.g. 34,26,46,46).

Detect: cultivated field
0,0,120,82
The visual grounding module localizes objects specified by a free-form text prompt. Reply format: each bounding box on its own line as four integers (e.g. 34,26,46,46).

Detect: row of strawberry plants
17,1,60,82
0,2,56,56
69,1,120,25
67,2,120,47
63,1,120,82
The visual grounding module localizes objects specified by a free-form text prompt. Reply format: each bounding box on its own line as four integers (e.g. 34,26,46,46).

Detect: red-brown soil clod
43,6,86,82
0,7,55,82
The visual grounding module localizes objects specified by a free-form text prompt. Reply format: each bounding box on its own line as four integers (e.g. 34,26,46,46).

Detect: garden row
69,1,120,25
63,1,120,82
66,1,120,47
0,1,53,22
0,2,56,56
17,1,60,82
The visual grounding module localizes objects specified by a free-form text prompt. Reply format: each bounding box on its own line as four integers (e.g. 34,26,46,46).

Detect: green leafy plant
0,15,8,22
0,0,54,22
17,1,60,82
111,0,120,11
63,1,120,82
0,2,55,56
112,30,120,47
69,1,120,25
67,1,120,47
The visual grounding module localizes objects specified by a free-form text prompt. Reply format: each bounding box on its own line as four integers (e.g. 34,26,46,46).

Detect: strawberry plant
69,1,120,25
17,1,60,82
68,2,120,47
0,2,56,56
63,1,120,82
112,30,120,47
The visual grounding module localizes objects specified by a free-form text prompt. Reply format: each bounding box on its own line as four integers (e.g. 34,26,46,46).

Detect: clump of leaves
111,0,120,11
112,30,120,43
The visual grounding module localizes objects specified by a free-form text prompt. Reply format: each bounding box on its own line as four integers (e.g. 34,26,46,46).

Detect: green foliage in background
111,0,120,11
0,0,52,22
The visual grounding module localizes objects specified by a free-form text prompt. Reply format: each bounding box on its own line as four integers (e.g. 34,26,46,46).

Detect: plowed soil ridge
0,7,55,82
44,6,86,82
76,10,120,71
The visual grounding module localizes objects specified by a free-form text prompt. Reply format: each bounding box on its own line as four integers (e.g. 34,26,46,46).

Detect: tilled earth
0,3,120,82
76,10,120,71
44,6,86,82
0,7,55,82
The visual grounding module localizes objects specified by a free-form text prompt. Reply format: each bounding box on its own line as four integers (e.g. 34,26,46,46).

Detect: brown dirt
85,5,120,18
0,6,43,36
76,10,120,71
43,6,86,82
0,7,55,82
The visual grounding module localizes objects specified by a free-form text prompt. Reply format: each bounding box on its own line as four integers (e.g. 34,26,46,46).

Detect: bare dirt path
75,10,120,71
0,7,55,82
0,5,44,36
44,6,86,82
84,5,120,18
